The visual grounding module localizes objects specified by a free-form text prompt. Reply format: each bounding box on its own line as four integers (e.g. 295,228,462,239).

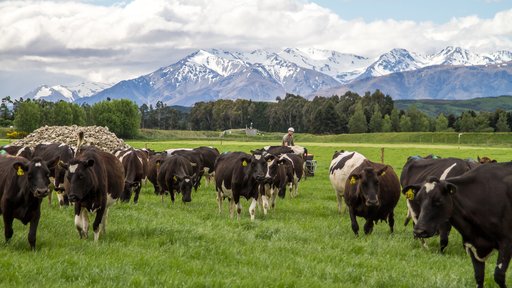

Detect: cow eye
433,200,442,207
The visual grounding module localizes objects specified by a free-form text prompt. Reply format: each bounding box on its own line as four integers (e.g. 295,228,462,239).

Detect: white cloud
0,0,511,97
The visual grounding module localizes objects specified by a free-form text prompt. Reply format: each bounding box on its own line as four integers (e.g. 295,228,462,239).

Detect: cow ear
444,182,457,195
13,162,28,176
402,185,421,200
477,156,481,162
190,162,197,167
348,173,360,185
377,165,389,176
491,160,497,163
85,159,95,168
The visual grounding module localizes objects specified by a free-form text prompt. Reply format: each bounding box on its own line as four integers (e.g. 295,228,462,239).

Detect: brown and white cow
32,143,74,206
329,151,367,214
344,159,400,236
214,151,269,221
165,148,203,191
408,162,512,288
148,153,166,195
62,146,124,241
0,156,57,249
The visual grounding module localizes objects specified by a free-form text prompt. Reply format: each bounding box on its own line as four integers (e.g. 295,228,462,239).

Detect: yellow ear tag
242,160,247,167
381,171,386,176
349,176,356,185
173,176,177,181
405,189,414,200
17,166,24,176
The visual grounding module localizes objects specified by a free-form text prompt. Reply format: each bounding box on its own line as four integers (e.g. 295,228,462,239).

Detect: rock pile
12,125,131,153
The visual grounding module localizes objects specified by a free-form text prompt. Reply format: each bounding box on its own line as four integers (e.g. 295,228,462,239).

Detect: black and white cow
166,148,203,191
214,151,269,221
116,148,148,203
32,143,74,206
278,153,303,198
0,145,33,159
400,156,478,252
194,146,220,186
344,159,400,236
62,146,124,241
157,155,196,203
148,153,166,195
329,151,367,214
408,162,512,288
263,145,308,159
0,156,57,249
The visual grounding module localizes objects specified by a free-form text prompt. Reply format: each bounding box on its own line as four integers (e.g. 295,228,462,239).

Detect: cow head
248,152,270,184
121,181,140,202
348,166,388,207
263,154,279,183
62,158,97,202
403,176,457,239
13,157,56,198
176,175,195,202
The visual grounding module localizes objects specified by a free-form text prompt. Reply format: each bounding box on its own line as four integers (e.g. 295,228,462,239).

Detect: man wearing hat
282,127,295,146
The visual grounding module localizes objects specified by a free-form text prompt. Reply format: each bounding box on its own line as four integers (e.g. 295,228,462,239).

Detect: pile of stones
12,125,131,153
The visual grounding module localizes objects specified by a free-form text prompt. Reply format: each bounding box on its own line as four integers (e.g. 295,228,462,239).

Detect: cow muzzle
413,227,435,239
365,199,379,207
34,188,50,198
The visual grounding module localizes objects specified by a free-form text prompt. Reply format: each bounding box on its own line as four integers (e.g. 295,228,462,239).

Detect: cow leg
348,207,359,236
388,211,395,233
3,214,14,243
229,198,235,219
439,221,451,253
93,208,105,241
75,207,89,239
469,249,486,288
271,187,278,209
216,191,223,214
292,178,299,197
494,243,512,288
28,210,41,250
336,192,343,214
249,197,257,221
288,183,294,198
363,219,374,235
133,184,141,204
99,207,109,239
170,190,176,204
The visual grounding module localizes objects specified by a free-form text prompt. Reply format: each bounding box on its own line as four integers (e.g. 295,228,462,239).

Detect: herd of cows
0,134,510,287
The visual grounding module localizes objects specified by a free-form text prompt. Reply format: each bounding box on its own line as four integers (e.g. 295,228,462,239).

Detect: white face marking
498,263,503,270
424,182,436,193
254,154,261,160
69,164,78,173
440,163,457,180
185,179,190,183
265,159,275,178
34,162,42,167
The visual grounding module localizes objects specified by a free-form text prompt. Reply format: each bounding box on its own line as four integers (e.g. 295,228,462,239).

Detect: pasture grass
1,139,510,287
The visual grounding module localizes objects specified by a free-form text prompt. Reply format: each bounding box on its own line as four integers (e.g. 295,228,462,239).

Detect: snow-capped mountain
22,82,112,102
25,46,512,106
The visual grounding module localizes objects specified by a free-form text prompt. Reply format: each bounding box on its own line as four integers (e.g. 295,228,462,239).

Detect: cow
148,153,166,195
278,153,303,198
194,146,220,186
329,151,367,214
61,146,124,241
344,159,400,236
263,145,308,159
214,151,269,221
0,145,33,159
116,148,148,203
0,156,58,249
260,154,287,212
157,155,196,203
32,143,74,206
408,162,512,288
400,156,478,252
166,148,203,191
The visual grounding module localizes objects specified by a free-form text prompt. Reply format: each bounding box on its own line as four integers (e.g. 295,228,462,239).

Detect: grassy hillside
395,95,512,116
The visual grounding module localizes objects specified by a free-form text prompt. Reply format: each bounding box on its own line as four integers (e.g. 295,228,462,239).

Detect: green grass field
1,139,510,287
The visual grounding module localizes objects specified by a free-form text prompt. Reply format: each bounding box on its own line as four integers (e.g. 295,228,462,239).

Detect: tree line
4,90,512,139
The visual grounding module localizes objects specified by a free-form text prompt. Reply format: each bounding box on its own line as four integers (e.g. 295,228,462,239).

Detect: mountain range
22,46,512,106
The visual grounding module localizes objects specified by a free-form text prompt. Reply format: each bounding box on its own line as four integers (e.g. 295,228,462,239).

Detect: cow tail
75,131,85,156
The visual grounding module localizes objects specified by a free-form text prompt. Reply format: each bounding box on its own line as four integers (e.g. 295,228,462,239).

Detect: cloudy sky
1,0,511,98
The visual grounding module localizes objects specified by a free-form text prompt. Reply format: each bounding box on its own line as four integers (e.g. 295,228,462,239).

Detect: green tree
381,115,392,132
496,111,510,132
435,113,449,132
399,115,412,132
52,101,73,126
457,111,476,132
13,101,41,133
89,99,140,138
390,108,400,132
368,105,383,133
348,101,367,133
